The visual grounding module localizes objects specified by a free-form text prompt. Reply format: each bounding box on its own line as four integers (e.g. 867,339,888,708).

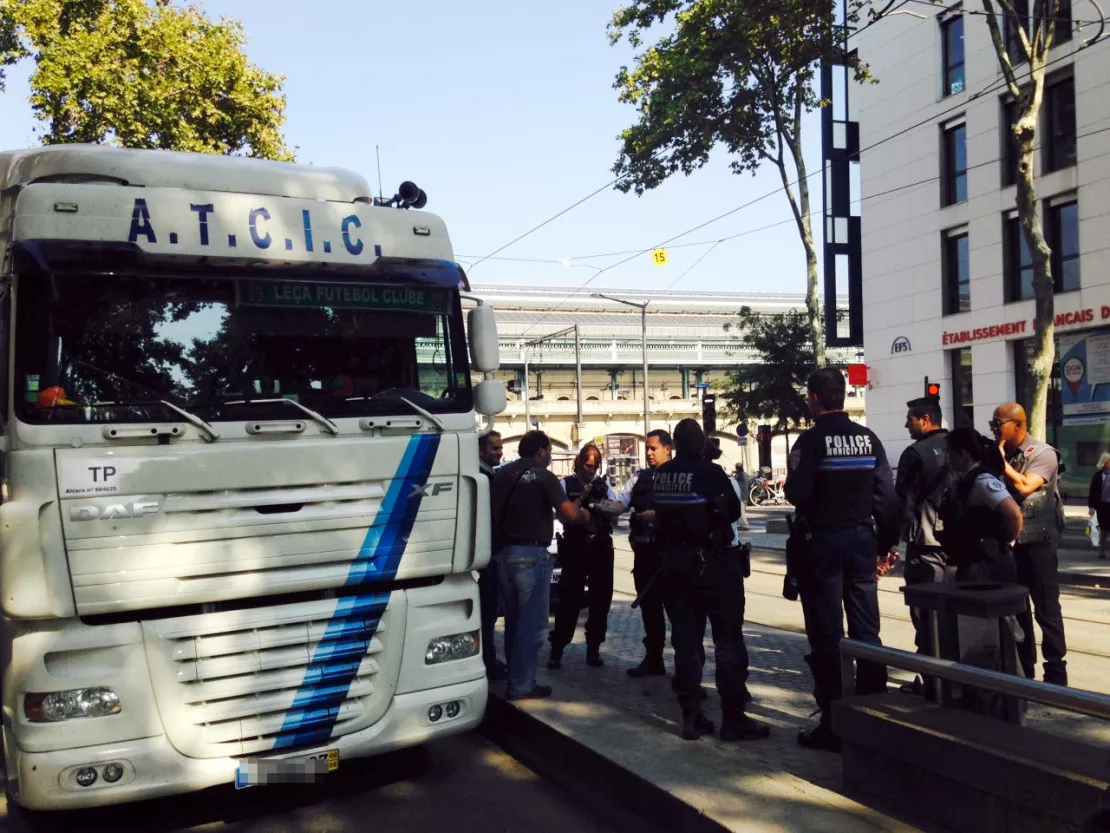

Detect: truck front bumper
7,677,487,811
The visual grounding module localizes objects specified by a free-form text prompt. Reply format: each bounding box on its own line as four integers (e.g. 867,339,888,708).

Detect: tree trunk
1017,124,1054,439
1015,70,1053,439
797,179,827,369
978,0,1056,439
778,91,827,369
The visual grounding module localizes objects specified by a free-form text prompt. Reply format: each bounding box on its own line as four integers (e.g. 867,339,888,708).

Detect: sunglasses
988,418,1018,430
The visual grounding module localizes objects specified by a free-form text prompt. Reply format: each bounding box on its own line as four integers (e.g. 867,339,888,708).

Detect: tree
952,0,1068,438
0,0,292,160
608,0,869,368
721,306,816,447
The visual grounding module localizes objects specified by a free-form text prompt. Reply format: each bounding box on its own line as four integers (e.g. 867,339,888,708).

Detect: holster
723,542,752,578
784,515,810,574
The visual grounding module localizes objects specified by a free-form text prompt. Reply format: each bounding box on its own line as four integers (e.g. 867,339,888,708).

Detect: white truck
0,145,506,810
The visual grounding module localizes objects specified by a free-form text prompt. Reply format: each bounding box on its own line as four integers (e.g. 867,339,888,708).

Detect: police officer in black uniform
896,396,954,693
654,418,769,743
548,443,618,669
785,369,899,752
619,429,674,677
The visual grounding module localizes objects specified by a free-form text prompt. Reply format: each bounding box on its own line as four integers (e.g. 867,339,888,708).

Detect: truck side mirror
467,304,500,374
474,378,506,417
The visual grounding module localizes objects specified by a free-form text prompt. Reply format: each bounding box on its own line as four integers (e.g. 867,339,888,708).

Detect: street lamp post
592,293,650,447
523,325,583,446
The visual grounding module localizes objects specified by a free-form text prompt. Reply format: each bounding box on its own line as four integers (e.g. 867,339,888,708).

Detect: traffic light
701,393,717,436
924,376,941,398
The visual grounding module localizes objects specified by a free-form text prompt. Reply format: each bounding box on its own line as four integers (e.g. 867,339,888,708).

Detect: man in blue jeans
492,431,592,700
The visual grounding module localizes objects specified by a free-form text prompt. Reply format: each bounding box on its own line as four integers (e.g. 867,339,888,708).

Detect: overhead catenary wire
903,0,1107,28
512,38,1106,334
465,0,912,275
499,118,1110,322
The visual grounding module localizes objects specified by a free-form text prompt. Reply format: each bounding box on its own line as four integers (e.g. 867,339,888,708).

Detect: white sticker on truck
57,458,138,497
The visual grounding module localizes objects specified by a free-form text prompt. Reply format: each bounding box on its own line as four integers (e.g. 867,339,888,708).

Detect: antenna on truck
375,145,384,204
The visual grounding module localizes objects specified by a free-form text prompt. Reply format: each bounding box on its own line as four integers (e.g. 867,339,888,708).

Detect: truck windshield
14,258,472,426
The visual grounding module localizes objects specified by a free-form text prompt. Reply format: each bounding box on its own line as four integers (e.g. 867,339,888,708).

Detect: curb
746,543,1109,590
480,693,728,833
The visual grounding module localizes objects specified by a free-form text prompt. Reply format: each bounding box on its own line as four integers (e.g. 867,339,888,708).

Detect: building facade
471,283,864,484
856,1,1110,496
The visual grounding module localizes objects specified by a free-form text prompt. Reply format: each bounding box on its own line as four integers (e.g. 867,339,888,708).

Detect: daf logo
70,501,160,521
408,482,453,499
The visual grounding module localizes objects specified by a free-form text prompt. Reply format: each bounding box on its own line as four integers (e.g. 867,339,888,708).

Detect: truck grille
143,593,403,758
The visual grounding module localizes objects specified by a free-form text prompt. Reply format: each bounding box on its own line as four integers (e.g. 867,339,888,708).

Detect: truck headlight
425,631,480,665
24,687,121,722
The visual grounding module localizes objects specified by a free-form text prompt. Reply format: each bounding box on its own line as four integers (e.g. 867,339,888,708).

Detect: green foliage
721,305,815,430
607,0,867,192
0,0,292,160
607,0,869,369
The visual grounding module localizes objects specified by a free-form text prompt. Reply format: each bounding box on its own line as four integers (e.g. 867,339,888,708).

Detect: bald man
990,403,1068,686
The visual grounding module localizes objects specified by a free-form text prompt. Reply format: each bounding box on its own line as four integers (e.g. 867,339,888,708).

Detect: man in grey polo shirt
492,431,592,700
991,403,1068,686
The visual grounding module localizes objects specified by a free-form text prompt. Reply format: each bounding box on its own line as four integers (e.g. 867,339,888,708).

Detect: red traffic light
925,382,940,397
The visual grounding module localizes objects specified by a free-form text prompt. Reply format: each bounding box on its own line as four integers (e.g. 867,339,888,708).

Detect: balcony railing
499,399,703,418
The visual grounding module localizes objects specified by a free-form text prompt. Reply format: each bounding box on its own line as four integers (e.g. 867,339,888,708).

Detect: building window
1048,199,1080,292
1053,0,1072,44
1006,0,1030,62
942,122,967,206
1001,97,1019,187
950,347,974,429
943,230,970,315
942,14,965,96
1005,215,1035,301
1044,75,1076,172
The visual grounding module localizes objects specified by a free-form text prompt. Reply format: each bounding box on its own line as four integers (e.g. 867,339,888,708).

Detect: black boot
586,646,604,667
720,714,770,742
1044,661,1068,686
797,721,841,753
681,711,715,741
547,647,563,670
627,655,666,677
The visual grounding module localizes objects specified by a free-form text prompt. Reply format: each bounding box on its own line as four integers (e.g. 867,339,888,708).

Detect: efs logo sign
891,336,912,355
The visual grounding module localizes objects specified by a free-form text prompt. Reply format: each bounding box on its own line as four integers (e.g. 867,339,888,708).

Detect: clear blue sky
0,0,825,296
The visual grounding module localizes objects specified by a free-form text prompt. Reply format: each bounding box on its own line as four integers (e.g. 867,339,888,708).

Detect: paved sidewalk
492,602,935,833
489,526,1110,832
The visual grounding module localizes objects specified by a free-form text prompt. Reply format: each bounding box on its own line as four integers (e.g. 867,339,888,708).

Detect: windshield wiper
159,400,221,443
359,389,446,432
225,397,340,436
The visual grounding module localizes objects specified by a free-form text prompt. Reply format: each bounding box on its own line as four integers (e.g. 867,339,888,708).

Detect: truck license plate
235,748,339,789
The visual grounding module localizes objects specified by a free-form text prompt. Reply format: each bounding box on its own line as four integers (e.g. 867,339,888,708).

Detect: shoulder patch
985,478,1006,492
789,448,801,470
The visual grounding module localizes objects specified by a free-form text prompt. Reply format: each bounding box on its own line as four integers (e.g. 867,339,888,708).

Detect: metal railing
840,639,1110,721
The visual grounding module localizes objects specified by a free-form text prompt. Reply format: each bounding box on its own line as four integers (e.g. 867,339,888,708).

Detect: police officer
654,418,769,743
548,443,618,669
896,396,955,691
991,402,1068,686
618,429,673,677
785,369,899,752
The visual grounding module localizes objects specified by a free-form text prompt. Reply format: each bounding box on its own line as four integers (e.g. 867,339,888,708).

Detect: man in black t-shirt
492,431,591,700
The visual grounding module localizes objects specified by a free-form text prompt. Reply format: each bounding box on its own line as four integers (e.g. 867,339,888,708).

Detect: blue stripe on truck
271,434,442,750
